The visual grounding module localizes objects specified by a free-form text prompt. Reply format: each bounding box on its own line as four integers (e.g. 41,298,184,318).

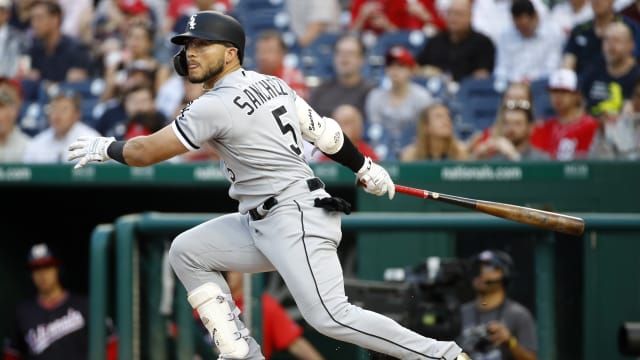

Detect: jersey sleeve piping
172,120,200,150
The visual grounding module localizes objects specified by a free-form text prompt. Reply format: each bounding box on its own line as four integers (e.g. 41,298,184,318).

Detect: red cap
385,46,416,68
28,243,60,269
119,0,149,15
0,77,23,100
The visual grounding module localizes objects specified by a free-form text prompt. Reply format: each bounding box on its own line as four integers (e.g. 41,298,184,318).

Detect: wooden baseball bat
395,184,585,236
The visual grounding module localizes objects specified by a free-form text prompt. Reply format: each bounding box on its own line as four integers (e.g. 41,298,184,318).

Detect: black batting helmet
171,11,246,64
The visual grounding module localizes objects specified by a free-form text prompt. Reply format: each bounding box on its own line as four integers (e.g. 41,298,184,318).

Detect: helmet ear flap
173,49,188,76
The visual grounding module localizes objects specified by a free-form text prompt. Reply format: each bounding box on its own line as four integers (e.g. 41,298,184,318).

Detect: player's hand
356,157,395,200
68,136,115,169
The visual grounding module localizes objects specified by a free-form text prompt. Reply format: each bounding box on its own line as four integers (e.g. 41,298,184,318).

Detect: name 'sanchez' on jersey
232,76,289,115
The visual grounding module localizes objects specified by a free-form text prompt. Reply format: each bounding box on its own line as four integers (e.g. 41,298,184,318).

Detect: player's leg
169,213,272,359
254,197,462,360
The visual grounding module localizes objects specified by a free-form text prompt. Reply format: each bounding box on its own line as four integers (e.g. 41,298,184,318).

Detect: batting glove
68,136,115,169
356,157,395,200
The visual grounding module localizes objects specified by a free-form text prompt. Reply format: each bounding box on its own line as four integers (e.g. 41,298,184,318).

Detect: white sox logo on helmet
188,15,197,30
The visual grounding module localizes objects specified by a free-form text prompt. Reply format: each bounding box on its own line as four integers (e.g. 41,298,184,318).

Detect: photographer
457,250,537,360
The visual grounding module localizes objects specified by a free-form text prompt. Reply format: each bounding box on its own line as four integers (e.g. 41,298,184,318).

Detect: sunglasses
503,99,531,111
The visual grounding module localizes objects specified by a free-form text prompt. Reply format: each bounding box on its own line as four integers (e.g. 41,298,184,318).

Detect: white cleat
456,352,472,360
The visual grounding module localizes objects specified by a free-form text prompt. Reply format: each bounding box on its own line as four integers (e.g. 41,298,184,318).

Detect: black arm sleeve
106,141,128,165
324,133,366,173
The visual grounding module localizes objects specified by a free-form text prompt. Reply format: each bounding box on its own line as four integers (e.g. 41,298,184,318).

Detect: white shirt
472,0,550,44
550,1,593,40
23,122,100,163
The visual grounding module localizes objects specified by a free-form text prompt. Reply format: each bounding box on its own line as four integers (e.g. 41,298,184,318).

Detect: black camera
460,324,494,353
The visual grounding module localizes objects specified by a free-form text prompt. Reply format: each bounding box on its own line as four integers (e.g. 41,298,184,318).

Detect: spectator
9,0,33,32
549,0,593,40
589,75,640,158
24,0,93,84
212,271,326,360
365,45,434,160
308,33,377,118
493,0,564,84
101,21,171,102
530,68,599,159
471,0,550,45
57,0,94,45
470,98,550,160
0,0,29,78
254,30,309,100
318,104,380,162
3,243,118,360
457,249,537,360
165,0,233,36
400,101,469,161
0,78,31,162
22,89,101,163
619,0,640,23
561,0,640,77
284,0,341,48
94,83,163,140
350,0,447,36
467,81,537,155
580,21,640,119
415,0,496,83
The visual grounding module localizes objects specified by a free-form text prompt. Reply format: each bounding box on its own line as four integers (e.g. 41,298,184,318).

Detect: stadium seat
530,77,555,120
453,77,503,134
300,32,341,83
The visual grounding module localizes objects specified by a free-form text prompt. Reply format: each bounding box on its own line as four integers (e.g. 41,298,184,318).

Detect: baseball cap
385,46,416,68
119,0,149,15
476,250,513,274
27,243,60,269
548,68,578,92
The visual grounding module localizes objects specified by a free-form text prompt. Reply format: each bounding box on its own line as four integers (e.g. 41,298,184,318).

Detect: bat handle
395,184,430,199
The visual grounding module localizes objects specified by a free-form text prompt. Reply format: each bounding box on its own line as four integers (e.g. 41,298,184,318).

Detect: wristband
107,140,128,165
508,336,518,350
324,134,365,173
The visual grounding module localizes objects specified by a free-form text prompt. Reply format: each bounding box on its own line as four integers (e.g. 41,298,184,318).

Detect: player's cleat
456,352,472,360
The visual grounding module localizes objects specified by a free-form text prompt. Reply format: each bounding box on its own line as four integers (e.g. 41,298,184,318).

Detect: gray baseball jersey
168,68,462,360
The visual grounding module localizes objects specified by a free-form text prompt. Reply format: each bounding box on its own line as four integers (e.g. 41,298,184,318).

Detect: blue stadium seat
300,33,341,82
454,77,503,134
530,77,555,120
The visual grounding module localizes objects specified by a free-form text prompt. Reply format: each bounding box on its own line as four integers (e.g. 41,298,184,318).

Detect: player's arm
68,124,189,168
294,96,395,199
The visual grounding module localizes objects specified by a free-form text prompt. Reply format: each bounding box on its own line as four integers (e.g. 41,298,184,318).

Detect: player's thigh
170,212,273,273
254,200,346,312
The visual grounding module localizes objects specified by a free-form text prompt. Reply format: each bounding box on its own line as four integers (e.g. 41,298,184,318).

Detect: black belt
249,178,324,221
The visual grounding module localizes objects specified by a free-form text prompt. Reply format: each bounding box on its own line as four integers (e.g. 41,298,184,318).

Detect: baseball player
68,11,470,360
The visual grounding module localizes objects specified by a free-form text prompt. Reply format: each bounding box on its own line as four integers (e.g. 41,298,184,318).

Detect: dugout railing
88,212,640,360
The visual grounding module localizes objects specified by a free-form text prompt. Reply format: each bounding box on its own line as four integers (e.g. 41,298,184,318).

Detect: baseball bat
395,184,585,236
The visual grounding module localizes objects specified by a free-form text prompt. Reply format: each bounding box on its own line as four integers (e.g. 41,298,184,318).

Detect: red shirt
350,0,446,34
530,114,599,160
235,293,303,360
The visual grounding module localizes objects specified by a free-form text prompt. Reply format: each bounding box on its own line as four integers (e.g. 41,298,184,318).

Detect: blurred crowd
1,0,640,164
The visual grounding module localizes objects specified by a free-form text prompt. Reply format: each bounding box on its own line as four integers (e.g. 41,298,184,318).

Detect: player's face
185,39,228,83
31,266,61,295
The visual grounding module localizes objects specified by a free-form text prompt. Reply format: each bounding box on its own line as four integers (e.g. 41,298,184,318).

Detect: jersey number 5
272,106,302,155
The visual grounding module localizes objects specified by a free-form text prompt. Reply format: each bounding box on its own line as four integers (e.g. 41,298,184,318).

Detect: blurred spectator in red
531,68,599,160
309,33,377,118
365,45,434,160
493,0,564,84
400,102,469,161
23,89,101,163
284,0,341,47
101,21,171,102
165,0,233,35
416,0,495,82
317,104,379,162
0,0,29,78
350,0,447,35
579,22,640,120
471,99,550,160
0,78,31,162
255,30,309,100
467,81,537,156
24,0,93,84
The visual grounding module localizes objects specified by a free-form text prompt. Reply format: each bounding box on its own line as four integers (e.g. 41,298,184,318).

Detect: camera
460,324,494,353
